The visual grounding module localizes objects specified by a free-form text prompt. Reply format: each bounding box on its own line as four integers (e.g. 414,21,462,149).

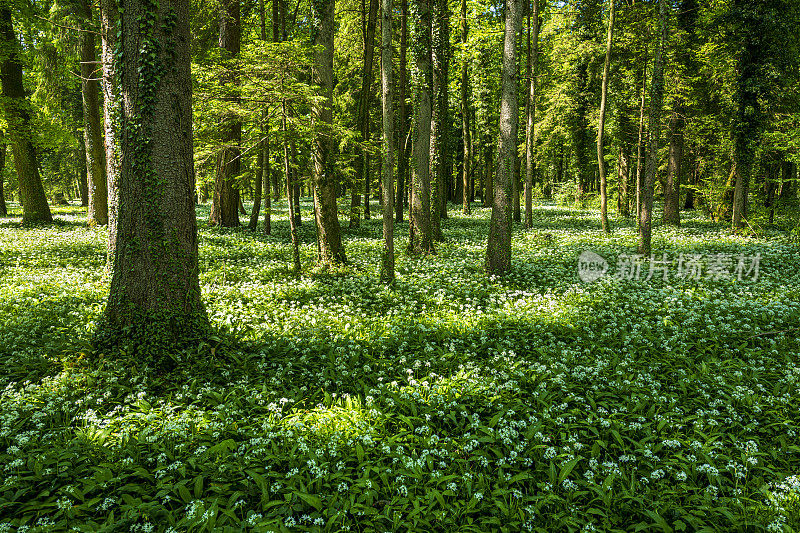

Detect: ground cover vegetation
1,0,800,530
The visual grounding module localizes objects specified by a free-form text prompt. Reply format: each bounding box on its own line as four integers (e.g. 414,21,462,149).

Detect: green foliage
2,203,800,530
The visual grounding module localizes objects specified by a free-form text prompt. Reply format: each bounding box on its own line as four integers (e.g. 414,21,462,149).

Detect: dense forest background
1,0,799,237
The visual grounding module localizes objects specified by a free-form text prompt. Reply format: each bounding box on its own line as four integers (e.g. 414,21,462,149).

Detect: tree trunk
283,101,301,271
486,0,521,274
100,0,120,267
0,8,52,225
380,0,395,283
351,0,379,228
638,0,668,256
97,0,208,356
459,0,471,216
395,0,408,223
249,118,266,231
0,143,6,216
431,0,450,239
77,140,89,207
597,0,615,233
523,0,539,228
408,0,435,254
663,109,683,225
634,52,647,227
80,15,108,227
311,0,346,265
210,0,242,227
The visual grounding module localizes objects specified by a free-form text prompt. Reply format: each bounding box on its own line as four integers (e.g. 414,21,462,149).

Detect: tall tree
210,0,242,227
0,142,6,216
485,0,522,274
408,0,435,254
523,0,539,228
638,0,668,256
77,0,109,227
100,0,121,266
96,0,209,354
596,0,615,233
430,0,450,241
249,0,269,232
350,0,379,228
380,0,395,283
311,0,346,265
460,0,471,215
395,0,408,223
0,6,52,224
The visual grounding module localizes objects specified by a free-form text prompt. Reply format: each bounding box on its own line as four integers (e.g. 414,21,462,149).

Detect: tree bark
380,0,395,283
408,0,435,254
97,0,208,356
311,0,346,265
77,139,89,207
523,0,539,228
597,0,615,233
486,0,522,274
100,0,120,266
210,0,242,227
250,0,269,232
638,0,668,256
0,8,52,224
80,10,108,227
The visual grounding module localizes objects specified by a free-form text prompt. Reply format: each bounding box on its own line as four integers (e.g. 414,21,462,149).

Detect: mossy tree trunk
638,0,668,257
430,0,450,241
663,109,683,226
523,0,539,228
80,6,109,227
97,0,209,356
210,0,242,228
0,7,52,225
485,0,522,274
311,0,347,265
100,0,120,267
408,0,435,254
380,0,395,283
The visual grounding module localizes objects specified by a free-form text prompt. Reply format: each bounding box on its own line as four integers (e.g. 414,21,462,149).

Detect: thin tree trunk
638,0,669,256
380,0,395,283
351,0,379,227
395,0,408,223
77,139,89,207
311,0,346,265
523,0,539,228
409,0,435,254
635,51,647,228
486,0,522,274
100,0,120,267
431,0,450,239
283,101,301,272
0,143,6,216
210,0,242,227
250,0,270,232
663,109,683,225
98,0,208,355
460,0,471,216
597,0,615,233
79,10,108,227
0,8,52,224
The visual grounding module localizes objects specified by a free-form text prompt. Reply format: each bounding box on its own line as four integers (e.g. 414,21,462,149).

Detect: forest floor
1,200,800,532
